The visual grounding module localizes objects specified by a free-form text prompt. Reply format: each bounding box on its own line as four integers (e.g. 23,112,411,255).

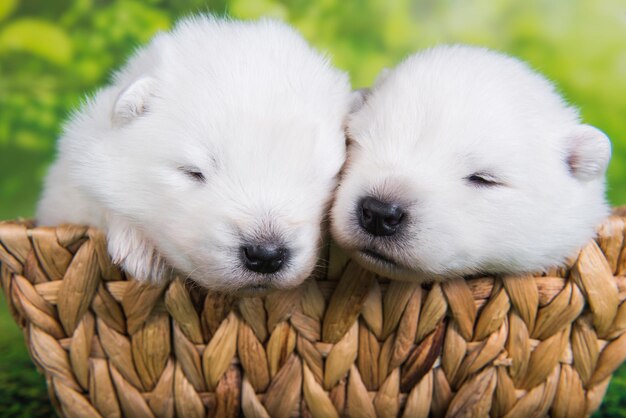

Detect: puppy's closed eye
179,166,206,183
465,172,502,187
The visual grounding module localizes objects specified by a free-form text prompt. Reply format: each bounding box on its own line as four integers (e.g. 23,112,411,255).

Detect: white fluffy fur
38,16,354,292
331,45,611,281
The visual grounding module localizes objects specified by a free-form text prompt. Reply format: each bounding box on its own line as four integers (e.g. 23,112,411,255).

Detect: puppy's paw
106,215,170,283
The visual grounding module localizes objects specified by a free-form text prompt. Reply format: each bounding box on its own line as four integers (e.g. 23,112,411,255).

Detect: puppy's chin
352,250,436,282
232,284,275,297
226,275,308,297
200,257,317,295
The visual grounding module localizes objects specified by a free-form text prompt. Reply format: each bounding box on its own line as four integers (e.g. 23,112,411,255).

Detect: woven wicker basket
1,210,625,418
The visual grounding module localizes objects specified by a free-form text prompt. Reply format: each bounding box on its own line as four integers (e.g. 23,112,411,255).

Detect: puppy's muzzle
358,196,406,237
241,243,288,274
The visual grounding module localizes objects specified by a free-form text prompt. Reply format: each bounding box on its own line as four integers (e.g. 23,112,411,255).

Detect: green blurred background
0,0,625,416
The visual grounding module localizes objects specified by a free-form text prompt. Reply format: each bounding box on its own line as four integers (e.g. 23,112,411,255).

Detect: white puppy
38,16,355,293
332,45,611,281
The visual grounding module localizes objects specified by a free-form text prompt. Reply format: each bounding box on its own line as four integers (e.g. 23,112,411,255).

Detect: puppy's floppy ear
343,89,369,134
566,124,611,182
373,67,391,88
349,88,369,114
112,77,157,126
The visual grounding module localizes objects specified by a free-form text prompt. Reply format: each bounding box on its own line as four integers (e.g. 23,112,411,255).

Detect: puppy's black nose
358,196,405,236
242,244,287,274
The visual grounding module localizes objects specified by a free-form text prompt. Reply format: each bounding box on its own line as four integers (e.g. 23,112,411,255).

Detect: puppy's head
68,17,354,293
332,45,611,281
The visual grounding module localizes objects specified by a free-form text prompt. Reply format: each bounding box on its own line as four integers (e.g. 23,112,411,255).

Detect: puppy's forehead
151,23,351,124
350,46,579,159
351,88,518,160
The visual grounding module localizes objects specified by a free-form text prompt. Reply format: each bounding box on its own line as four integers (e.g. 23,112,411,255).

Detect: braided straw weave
1,210,626,418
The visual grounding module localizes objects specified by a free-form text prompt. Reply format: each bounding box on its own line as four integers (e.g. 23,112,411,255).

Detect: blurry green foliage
0,0,625,416
0,19,73,65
